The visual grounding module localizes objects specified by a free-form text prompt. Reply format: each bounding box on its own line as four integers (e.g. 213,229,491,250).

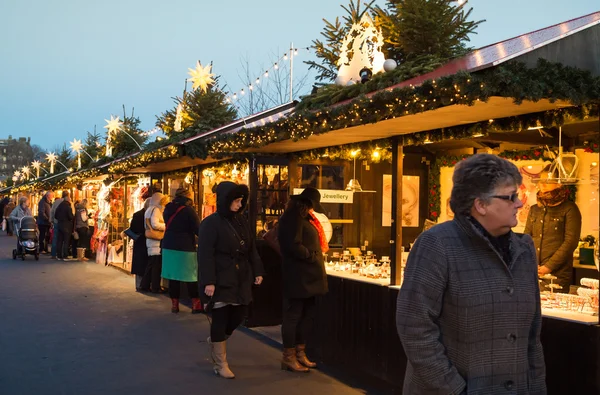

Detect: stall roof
123,102,297,173
250,13,600,154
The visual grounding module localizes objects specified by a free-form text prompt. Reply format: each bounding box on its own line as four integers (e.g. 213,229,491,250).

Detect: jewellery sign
293,189,354,204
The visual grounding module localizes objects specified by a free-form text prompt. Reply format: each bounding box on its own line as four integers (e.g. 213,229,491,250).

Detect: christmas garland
583,140,599,153
428,149,579,220
108,145,180,174
183,59,599,160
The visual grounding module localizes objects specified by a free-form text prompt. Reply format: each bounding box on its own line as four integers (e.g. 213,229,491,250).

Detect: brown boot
296,344,317,368
191,298,203,314
207,337,215,363
171,298,179,313
281,348,309,373
212,340,235,379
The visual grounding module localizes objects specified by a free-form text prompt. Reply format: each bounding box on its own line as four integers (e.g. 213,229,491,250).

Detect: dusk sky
1,0,598,151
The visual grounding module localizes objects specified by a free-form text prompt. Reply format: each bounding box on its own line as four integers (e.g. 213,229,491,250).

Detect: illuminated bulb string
224,46,311,104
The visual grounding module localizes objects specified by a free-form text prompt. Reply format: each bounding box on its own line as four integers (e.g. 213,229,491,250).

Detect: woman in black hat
277,187,329,373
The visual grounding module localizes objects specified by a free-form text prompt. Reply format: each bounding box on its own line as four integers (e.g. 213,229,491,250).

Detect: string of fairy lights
223,45,312,104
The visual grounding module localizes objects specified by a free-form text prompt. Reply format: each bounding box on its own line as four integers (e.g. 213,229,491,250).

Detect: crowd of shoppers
0,158,550,388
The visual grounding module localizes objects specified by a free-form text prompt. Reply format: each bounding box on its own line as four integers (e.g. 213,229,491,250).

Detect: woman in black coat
277,187,328,373
130,199,149,291
198,181,264,379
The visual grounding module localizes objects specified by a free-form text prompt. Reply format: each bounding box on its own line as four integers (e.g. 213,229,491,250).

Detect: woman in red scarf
277,187,329,373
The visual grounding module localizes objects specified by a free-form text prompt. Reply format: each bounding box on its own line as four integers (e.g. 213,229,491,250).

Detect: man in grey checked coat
397,154,546,395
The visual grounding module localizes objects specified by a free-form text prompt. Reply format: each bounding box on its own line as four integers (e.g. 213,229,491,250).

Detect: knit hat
175,186,193,201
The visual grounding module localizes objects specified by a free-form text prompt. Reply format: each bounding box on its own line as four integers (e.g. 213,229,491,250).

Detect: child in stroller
13,216,39,260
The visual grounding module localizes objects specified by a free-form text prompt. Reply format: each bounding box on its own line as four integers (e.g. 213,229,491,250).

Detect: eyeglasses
490,193,519,202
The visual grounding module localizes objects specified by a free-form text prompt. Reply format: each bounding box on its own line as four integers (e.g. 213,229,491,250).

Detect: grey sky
1,0,598,150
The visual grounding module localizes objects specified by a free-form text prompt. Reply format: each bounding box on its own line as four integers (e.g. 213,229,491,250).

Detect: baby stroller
13,216,39,261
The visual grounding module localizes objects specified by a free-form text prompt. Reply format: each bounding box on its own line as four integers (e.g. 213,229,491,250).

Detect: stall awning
123,102,297,173
250,97,577,153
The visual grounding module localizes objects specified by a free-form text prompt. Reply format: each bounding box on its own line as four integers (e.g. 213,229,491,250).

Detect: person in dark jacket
54,191,74,261
130,199,149,290
74,199,90,260
162,186,202,313
277,187,328,373
198,181,264,379
4,198,16,236
37,191,54,253
525,168,582,293
396,154,545,395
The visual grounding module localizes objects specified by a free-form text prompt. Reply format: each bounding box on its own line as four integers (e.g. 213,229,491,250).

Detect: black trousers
56,225,72,259
281,297,316,349
38,224,50,253
210,305,248,343
76,227,91,257
140,255,162,292
168,280,199,299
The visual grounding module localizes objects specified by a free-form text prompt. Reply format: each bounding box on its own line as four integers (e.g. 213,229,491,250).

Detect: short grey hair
450,154,522,217
19,196,28,205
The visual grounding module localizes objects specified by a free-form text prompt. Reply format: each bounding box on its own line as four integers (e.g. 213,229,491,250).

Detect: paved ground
0,235,365,395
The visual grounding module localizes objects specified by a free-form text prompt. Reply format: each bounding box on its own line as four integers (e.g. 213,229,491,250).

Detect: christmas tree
308,0,484,83
375,0,484,62
82,128,103,166
109,106,148,158
306,0,377,83
156,79,237,141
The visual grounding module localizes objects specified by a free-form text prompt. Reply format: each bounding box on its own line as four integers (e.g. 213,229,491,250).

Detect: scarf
537,187,569,207
308,212,329,254
468,216,513,265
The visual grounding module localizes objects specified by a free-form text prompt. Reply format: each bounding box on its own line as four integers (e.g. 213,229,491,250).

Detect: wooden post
248,157,258,237
390,137,403,286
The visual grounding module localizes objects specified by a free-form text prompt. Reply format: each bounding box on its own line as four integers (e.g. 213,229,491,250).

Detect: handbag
263,222,281,256
145,207,164,240
124,228,140,241
73,230,80,240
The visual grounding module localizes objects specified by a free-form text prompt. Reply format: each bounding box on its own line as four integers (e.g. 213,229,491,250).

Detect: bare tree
229,50,310,117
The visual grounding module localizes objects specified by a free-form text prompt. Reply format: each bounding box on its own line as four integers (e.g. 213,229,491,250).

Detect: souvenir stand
199,15,600,393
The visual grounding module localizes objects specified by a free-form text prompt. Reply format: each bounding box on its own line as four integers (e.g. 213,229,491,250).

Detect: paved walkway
0,235,365,395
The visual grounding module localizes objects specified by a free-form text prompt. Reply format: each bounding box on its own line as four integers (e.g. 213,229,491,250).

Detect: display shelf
542,307,599,325
326,268,391,286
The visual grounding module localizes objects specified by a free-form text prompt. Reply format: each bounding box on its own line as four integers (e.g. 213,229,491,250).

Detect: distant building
0,135,33,176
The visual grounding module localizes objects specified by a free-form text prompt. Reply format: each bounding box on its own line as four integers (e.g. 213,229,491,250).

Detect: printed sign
293,189,354,204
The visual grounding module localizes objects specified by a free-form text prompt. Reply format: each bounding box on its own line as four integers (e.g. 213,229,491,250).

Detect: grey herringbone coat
396,216,546,395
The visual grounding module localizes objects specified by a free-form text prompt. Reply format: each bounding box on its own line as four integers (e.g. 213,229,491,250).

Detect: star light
46,152,57,174
70,139,83,153
70,138,84,169
32,160,41,178
104,115,122,134
187,61,215,93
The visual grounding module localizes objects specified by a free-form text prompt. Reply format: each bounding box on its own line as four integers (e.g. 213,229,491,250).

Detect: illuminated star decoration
70,139,83,169
32,161,41,178
21,166,30,180
104,115,122,157
14,170,22,181
46,152,57,174
174,103,184,132
187,61,215,93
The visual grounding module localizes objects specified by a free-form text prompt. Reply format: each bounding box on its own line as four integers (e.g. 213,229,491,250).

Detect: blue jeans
51,225,59,257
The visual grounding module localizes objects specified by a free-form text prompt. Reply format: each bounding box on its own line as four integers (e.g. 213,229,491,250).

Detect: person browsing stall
198,181,264,379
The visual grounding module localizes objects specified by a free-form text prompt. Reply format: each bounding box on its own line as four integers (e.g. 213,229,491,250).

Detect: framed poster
382,175,420,227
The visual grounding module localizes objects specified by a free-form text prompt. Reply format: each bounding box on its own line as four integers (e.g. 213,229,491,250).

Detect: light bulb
264,71,269,77
255,78,260,85
274,63,278,70
283,54,288,60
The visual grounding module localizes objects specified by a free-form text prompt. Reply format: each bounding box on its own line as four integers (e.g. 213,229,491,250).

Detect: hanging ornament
46,152,57,174
335,14,385,84
187,61,215,93
104,115,122,157
174,103,184,132
383,59,398,72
